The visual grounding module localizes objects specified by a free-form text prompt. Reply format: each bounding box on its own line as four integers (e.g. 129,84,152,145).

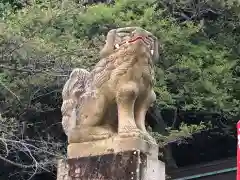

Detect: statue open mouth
114,36,154,55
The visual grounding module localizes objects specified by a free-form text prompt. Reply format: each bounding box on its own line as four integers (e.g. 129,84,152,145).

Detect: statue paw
118,128,145,139
142,132,157,144
68,126,115,143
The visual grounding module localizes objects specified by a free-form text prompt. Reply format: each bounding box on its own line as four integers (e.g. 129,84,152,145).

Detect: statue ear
99,29,117,58
153,37,160,63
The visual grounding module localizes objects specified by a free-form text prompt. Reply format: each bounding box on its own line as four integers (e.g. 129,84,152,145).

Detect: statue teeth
151,50,154,55
115,44,120,49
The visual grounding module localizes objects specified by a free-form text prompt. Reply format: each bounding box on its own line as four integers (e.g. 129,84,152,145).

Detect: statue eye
114,44,120,49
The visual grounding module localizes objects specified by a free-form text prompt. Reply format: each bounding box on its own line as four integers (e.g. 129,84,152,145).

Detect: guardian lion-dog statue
61,27,159,144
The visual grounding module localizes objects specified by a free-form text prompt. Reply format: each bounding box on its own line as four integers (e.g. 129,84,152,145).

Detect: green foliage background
1,0,239,117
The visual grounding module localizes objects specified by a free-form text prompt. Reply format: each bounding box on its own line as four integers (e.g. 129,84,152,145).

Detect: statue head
100,27,159,62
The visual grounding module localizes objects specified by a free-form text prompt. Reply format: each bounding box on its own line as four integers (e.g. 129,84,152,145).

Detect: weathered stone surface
142,157,165,180
68,150,142,180
57,148,165,180
56,159,71,180
67,150,164,180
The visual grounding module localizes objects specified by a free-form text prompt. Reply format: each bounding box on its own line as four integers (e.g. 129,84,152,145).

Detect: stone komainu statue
61,27,159,143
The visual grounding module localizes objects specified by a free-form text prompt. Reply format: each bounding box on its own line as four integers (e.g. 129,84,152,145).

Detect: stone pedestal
57,159,70,180
57,137,165,180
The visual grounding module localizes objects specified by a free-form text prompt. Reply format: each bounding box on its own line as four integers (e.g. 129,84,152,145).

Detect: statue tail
61,68,90,136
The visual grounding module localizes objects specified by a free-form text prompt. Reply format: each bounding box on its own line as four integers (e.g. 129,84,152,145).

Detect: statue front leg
135,89,157,143
135,89,156,131
116,81,140,137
